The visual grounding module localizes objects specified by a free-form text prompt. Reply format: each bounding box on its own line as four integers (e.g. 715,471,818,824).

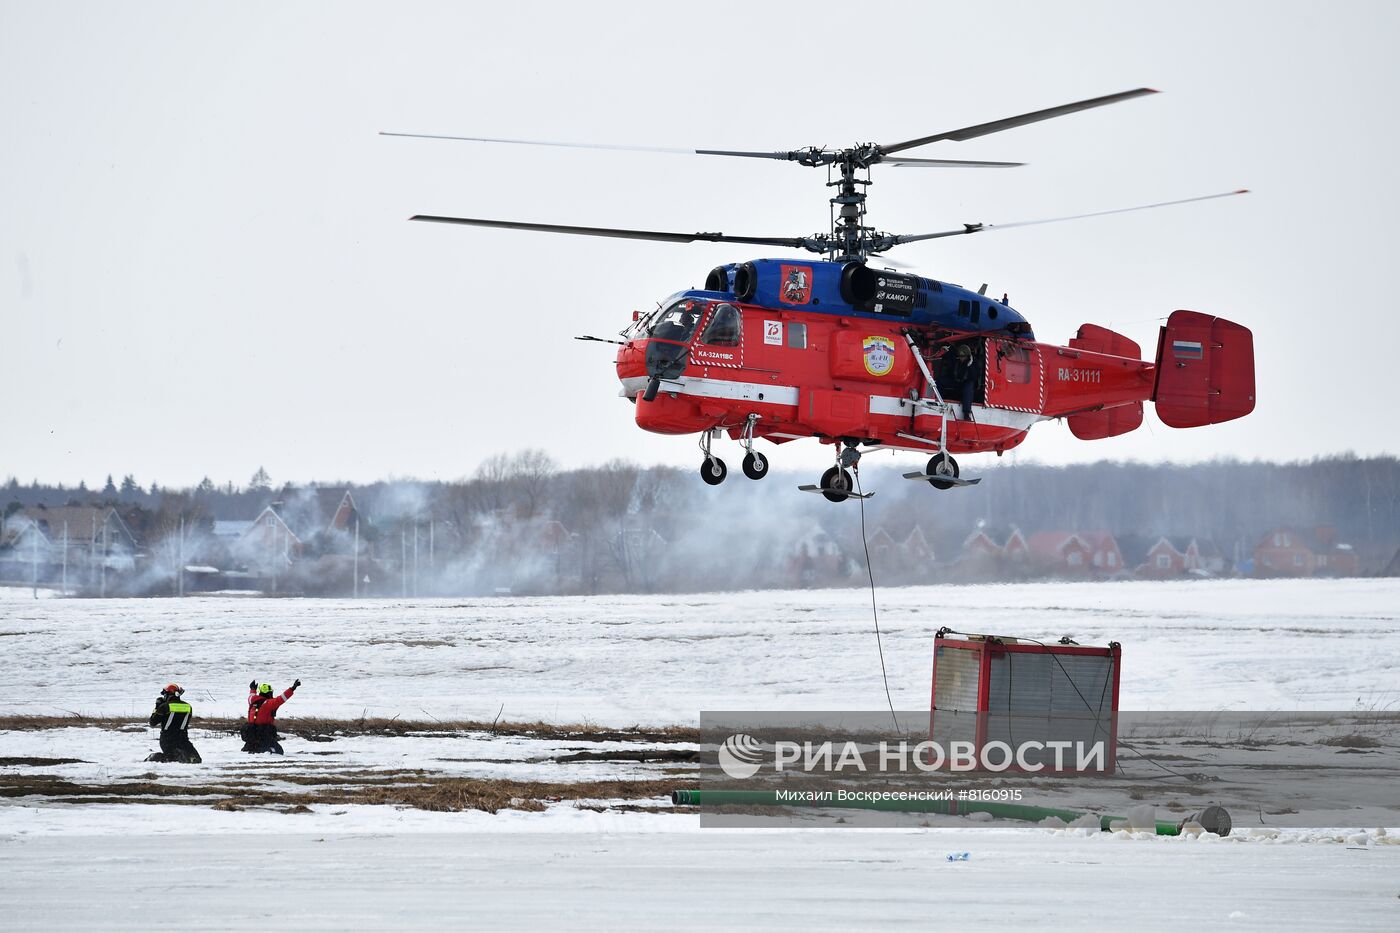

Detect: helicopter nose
615,339,647,381
644,339,689,380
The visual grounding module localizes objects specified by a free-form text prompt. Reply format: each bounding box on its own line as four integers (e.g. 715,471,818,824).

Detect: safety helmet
258,683,273,696
956,344,973,359
164,683,183,697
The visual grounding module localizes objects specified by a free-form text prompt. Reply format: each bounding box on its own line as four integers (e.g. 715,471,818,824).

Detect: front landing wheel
700,457,728,486
742,451,769,480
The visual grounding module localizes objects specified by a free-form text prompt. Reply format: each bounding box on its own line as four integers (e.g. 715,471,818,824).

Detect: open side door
984,337,1043,413
1153,310,1256,428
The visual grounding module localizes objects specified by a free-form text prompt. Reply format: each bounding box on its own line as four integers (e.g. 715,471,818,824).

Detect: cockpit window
700,303,741,347
648,298,706,343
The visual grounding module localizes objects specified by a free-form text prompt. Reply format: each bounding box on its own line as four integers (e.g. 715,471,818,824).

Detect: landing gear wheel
742,451,769,480
820,466,854,503
642,376,661,402
926,453,959,490
700,457,728,486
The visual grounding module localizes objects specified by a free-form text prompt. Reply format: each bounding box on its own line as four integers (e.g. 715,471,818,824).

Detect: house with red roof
1079,531,1125,574
1253,527,1359,577
1026,532,1095,575
1137,536,1198,577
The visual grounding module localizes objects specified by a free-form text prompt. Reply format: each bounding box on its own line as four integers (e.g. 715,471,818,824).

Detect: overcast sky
4,1,1398,489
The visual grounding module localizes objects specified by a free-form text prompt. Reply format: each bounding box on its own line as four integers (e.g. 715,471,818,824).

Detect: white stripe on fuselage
620,376,799,406
621,376,1043,433
867,394,1045,431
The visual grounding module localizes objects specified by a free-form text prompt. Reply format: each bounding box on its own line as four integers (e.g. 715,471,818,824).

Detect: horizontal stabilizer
1153,310,1255,428
1069,323,1142,360
1065,324,1146,439
1068,402,1144,440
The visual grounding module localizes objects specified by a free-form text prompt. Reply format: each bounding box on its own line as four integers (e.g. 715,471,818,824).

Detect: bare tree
510,449,558,519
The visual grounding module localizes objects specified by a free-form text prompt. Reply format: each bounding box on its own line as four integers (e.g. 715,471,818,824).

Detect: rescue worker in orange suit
241,679,300,754
146,683,201,763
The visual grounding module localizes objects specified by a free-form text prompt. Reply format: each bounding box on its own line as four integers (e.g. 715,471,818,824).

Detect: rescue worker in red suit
242,679,300,754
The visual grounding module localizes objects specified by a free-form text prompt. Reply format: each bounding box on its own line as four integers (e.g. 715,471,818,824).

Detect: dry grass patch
4,771,678,814
355,777,678,813
1319,734,1384,748
0,776,236,799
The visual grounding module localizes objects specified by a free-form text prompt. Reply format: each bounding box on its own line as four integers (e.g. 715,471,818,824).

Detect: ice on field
1109,804,1158,833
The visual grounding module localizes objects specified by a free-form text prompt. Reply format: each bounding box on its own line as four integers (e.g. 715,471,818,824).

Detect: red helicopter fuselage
391,85,1254,492
613,260,1253,474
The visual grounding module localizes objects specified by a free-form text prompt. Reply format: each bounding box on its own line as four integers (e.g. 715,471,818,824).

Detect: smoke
323,458,881,596
9,454,1398,596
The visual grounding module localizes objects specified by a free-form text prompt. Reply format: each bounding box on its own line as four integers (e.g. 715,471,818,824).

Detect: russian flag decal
1172,340,1204,360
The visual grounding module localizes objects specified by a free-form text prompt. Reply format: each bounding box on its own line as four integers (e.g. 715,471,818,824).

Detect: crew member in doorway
935,342,978,421
146,684,201,763
953,343,978,420
241,679,300,754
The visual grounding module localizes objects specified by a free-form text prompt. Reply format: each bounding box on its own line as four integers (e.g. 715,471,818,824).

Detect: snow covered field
3,579,1399,930
5,829,1399,931
2,578,1396,723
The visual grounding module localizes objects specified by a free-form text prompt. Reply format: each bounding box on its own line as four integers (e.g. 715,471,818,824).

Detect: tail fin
1153,310,1255,428
1067,324,1144,440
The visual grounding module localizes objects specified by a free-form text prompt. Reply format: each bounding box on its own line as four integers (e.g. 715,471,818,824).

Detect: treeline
6,454,1397,546
943,455,1400,548
4,453,1398,595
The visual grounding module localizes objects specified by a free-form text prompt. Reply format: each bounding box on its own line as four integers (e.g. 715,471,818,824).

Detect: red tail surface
1152,310,1255,428
1066,324,1146,439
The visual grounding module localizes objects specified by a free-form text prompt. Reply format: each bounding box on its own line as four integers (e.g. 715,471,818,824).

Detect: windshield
647,298,707,343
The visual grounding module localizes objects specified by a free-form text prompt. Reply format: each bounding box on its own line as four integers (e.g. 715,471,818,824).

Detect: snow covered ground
2,578,1396,723
3,827,1399,931
3,579,1399,929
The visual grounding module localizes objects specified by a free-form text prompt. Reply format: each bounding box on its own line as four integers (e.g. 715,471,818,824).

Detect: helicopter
386,88,1255,502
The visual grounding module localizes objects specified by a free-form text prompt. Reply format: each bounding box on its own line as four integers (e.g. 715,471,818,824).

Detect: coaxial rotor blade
886,189,1249,246
885,157,1025,168
381,131,798,161
880,88,1158,155
696,148,810,160
410,214,817,249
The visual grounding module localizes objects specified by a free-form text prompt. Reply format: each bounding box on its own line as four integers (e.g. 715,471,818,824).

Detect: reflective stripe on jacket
150,698,192,733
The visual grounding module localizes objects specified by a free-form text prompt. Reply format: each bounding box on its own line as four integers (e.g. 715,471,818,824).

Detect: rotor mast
799,143,888,262
828,148,875,262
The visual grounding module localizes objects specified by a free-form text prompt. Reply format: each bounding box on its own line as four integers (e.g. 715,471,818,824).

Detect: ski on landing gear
797,481,875,501
901,471,981,487
798,445,872,502
902,452,981,489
